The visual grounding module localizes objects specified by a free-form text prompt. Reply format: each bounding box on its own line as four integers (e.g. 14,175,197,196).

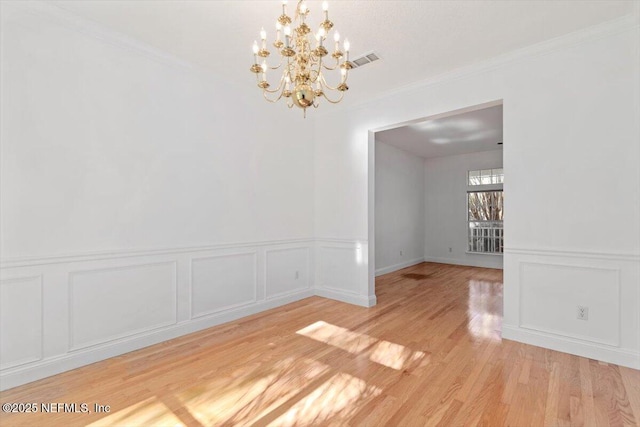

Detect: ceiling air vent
350,51,380,69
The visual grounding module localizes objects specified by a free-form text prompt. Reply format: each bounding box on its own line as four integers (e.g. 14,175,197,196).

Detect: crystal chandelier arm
250,0,349,115
265,57,285,71
321,90,345,104
262,88,285,103
293,0,304,21
263,75,286,94
321,57,341,71
320,73,343,91
309,68,321,82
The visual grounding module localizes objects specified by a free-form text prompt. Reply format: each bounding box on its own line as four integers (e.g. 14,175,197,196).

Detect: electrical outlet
449,247,452,253
295,271,299,279
400,250,403,256
577,305,589,320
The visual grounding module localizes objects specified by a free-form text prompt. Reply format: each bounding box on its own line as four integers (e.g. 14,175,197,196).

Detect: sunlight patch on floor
87,397,185,427
297,321,426,370
267,372,382,426
297,321,376,354
369,340,425,370
176,357,330,426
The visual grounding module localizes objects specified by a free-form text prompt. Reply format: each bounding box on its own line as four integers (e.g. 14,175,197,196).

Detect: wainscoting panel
315,240,372,306
519,261,620,346
1,239,315,391
265,247,310,299
318,246,360,294
0,276,43,370
69,262,177,350
503,248,640,369
190,252,257,318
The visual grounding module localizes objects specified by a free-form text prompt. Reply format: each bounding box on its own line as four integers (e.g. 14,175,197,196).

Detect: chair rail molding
0,238,318,391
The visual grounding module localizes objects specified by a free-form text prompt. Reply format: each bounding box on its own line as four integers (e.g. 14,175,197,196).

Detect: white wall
374,142,425,275
314,17,640,368
1,3,314,258
424,149,503,269
0,2,315,390
2,1,639,391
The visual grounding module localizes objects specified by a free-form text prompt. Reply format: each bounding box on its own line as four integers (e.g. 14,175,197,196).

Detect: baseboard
423,256,503,270
0,289,314,391
502,324,640,369
314,287,375,307
375,257,425,276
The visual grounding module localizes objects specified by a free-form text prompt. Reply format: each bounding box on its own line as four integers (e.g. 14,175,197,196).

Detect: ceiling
50,1,634,106
376,104,503,159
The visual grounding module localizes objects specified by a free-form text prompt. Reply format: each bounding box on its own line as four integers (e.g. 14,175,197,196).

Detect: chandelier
250,0,352,117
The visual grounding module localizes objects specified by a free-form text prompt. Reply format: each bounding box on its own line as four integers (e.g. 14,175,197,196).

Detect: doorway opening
368,100,504,295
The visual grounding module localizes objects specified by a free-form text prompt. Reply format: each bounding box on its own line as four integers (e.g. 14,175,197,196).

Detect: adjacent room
1,1,638,425
375,102,504,277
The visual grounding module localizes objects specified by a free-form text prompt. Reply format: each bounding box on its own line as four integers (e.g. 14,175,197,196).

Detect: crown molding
1,1,311,120
318,13,640,117
1,0,195,71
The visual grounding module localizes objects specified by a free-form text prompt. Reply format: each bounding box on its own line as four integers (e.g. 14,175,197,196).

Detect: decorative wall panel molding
190,252,257,319
0,275,43,370
69,262,178,350
503,248,639,369
314,240,373,307
518,261,620,347
317,244,363,295
0,239,315,391
265,247,310,299
505,247,640,262
1,238,315,268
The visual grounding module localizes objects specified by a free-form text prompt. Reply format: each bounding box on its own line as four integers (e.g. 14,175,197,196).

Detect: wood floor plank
621,366,640,426
0,262,638,426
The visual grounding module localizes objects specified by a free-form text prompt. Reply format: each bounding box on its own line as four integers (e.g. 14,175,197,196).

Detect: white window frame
467,169,503,255
468,168,504,186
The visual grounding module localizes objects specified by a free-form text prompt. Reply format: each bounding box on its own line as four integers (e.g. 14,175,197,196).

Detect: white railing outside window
468,221,504,253
467,177,503,254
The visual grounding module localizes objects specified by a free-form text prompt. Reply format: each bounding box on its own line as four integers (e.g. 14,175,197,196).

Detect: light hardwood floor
1,262,639,426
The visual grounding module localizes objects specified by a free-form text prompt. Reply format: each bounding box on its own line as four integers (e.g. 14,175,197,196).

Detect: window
467,169,503,254
468,168,503,186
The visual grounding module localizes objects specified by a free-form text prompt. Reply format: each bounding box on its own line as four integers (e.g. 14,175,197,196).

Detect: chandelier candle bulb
284,25,291,47
317,28,326,47
250,0,352,116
